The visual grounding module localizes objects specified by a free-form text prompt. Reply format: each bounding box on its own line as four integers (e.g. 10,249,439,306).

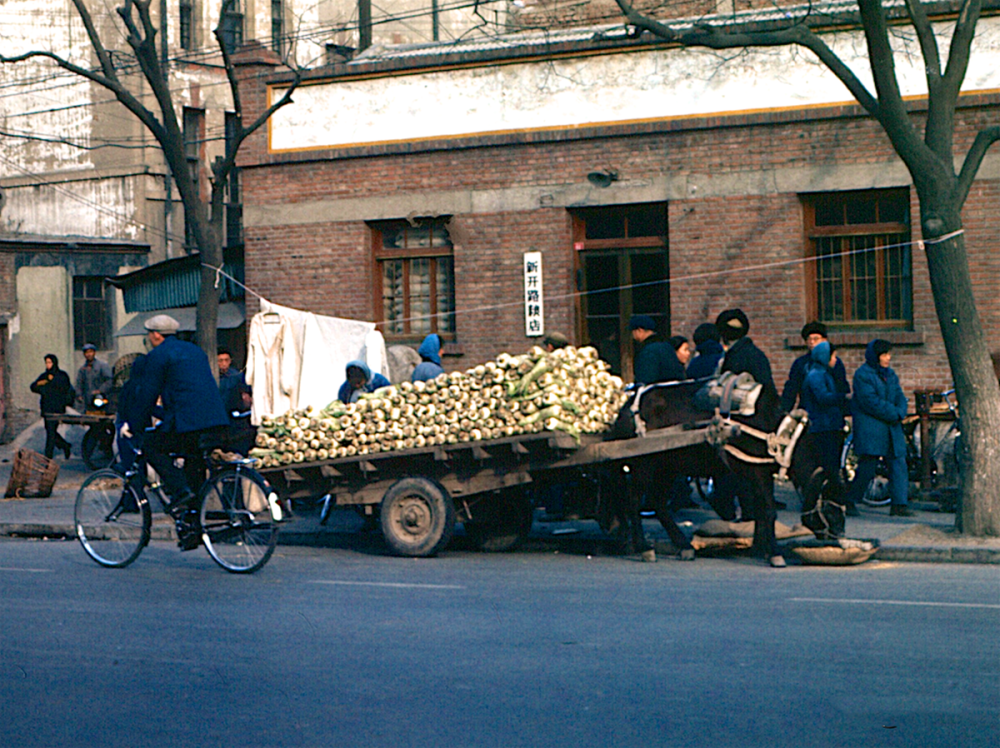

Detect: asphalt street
1,538,998,748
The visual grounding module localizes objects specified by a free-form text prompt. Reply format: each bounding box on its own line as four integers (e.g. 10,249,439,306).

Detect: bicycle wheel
74,469,151,568
840,434,890,506
199,467,278,574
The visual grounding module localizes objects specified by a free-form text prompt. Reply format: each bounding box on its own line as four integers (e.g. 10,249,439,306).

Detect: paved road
1,539,998,748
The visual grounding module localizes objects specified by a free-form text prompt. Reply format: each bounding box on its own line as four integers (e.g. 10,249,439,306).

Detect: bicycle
74,446,282,573
840,387,960,507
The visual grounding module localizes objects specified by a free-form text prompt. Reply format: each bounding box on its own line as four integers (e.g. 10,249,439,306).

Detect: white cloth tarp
245,299,389,425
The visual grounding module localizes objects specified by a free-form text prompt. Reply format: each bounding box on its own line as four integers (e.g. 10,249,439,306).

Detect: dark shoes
63,444,72,460
176,524,201,551
890,504,916,518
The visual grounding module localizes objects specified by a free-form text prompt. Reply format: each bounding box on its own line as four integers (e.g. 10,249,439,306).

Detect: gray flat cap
144,314,180,334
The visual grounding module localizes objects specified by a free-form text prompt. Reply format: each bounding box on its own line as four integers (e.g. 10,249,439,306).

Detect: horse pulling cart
259,415,737,557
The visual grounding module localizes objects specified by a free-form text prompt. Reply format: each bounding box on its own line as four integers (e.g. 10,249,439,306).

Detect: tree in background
598,0,999,534
2,0,301,365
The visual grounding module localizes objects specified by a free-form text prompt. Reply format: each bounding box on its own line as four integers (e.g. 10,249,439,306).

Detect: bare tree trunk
918,201,1000,535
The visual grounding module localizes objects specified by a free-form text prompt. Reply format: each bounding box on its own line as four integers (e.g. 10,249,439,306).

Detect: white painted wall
11,266,73,411
268,17,1000,153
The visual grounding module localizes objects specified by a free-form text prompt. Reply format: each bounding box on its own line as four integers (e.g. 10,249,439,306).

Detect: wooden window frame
73,276,111,351
803,189,912,329
372,218,456,342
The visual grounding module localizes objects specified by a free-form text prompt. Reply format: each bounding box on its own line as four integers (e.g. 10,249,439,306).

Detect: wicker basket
4,448,61,499
786,538,880,565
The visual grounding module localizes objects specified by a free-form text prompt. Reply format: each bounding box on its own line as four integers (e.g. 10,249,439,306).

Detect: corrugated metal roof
107,253,244,313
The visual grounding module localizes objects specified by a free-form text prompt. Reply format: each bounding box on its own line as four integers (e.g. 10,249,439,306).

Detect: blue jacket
850,341,907,458
134,336,229,434
781,349,848,413
338,360,392,403
634,334,686,385
801,342,848,433
686,339,724,380
412,334,445,383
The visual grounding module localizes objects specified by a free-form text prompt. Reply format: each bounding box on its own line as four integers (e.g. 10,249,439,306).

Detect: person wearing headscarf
846,339,913,517
30,354,74,459
686,322,724,379
339,360,392,404
780,321,848,414
801,341,852,513
411,334,445,383
629,314,686,384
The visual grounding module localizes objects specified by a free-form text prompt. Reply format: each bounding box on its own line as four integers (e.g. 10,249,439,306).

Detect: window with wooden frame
372,217,456,339
803,188,912,327
73,276,111,350
179,0,194,51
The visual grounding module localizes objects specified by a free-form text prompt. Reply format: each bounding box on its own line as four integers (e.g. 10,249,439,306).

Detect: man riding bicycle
127,314,230,549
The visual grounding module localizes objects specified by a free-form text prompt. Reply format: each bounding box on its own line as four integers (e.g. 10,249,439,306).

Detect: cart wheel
465,489,534,553
380,477,455,557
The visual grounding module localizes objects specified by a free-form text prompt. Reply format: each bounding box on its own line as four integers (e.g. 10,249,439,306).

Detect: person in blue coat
686,323,724,379
411,334,445,383
130,315,229,545
800,341,852,512
629,315,686,385
338,360,391,404
846,339,913,517
781,321,848,414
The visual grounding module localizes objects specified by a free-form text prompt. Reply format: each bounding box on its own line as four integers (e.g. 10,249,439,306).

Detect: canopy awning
114,303,245,337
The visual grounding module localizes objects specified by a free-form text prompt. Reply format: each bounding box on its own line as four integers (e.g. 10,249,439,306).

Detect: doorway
573,203,668,379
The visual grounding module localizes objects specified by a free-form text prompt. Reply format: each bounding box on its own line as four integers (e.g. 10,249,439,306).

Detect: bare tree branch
956,124,1000,205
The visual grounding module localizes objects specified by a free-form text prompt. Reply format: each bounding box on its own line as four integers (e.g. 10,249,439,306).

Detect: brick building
237,12,1000,397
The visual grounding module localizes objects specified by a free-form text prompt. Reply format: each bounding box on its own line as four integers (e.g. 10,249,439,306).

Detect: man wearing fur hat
715,308,785,567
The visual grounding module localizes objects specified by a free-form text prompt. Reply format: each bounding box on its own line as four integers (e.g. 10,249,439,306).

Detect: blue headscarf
417,334,442,365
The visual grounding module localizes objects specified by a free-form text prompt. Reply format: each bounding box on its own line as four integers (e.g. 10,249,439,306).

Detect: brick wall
241,91,999,399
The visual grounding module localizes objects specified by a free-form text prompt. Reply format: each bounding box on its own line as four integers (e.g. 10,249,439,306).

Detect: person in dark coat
30,354,74,459
715,308,785,566
629,315,686,385
686,322,724,379
668,335,693,369
115,354,154,473
781,321,848,414
338,360,392,404
217,347,254,455
845,339,913,516
131,315,229,545
800,341,852,513
411,334,445,383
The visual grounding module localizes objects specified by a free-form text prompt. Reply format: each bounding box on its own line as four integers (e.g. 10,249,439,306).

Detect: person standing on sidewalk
800,341,852,514
30,354,74,459
846,339,914,517
75,343,114,467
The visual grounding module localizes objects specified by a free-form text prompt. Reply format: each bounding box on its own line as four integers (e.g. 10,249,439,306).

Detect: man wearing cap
131,314,229,549
780,321,848,414
75,343,114,467
543,332,570,352
629,314,686,385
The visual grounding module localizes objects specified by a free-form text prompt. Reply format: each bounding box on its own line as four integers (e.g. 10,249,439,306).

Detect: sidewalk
1,426,998,564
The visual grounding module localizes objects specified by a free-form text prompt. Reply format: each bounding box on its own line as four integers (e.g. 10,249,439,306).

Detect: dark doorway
572,203,668,379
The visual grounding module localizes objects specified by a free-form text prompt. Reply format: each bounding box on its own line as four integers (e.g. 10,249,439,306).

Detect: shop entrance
573,204,668,379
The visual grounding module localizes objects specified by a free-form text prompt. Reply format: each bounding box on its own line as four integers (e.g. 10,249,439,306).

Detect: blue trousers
847,454,908,506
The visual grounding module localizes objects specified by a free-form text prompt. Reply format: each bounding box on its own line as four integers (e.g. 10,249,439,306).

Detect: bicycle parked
840,387,960,507
74,445,283,573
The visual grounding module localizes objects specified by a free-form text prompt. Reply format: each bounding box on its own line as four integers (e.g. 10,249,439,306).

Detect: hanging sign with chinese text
523,252,544,337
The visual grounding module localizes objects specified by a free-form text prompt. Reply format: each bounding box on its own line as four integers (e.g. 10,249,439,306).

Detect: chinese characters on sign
523,252,544,337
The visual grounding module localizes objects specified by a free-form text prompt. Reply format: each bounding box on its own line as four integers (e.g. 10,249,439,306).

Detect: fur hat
715,308,750,343
800,321,828,340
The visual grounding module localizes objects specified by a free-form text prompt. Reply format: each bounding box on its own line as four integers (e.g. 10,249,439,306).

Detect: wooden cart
260,418,736,557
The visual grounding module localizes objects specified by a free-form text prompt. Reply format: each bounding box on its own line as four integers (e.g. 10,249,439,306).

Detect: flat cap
628,314,657,332
81,343,97,352
144,314,180,334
